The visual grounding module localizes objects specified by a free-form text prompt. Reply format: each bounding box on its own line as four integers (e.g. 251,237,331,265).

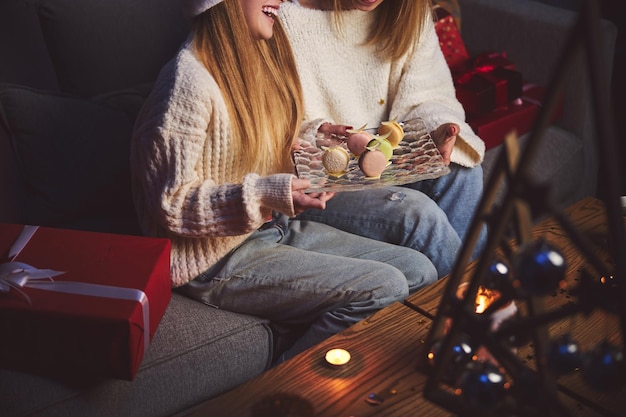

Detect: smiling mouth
262,6,278,18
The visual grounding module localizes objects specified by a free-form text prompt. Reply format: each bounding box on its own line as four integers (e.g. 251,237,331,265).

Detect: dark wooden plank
187,302,450,417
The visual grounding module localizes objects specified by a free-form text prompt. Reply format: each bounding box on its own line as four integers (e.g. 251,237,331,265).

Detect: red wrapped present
468,84,564,150
0,224,171,380
472,52,522,103
452,52,523,116
473,51,517,71
453,72,499,117
434,5,469,67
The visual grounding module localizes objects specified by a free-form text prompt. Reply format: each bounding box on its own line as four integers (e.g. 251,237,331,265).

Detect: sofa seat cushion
0,293,273,417
482,126,584,211
0,84,149,234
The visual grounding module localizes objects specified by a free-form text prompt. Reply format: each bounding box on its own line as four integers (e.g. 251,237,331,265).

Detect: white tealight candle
490,300,517,331
325,348,351,367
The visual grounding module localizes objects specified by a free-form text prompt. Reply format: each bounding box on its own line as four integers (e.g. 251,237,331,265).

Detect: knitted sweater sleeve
388,13,485,168
131,48,295,240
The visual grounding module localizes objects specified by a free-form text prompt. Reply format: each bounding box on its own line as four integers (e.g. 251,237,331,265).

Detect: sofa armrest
459,0,617,197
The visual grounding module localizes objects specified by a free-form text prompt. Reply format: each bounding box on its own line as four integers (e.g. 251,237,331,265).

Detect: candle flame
475,286,500,314
325,348,351,366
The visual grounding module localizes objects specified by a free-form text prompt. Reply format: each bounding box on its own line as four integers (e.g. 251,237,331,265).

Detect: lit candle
325,348,351,367
474,286,500,314
456,283,517,330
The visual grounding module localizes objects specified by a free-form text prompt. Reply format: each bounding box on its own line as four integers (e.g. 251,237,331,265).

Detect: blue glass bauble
457,362,509,409
582,341,626,390
547,334,582,375
484,260,512,292
513,239,566,295
427,334,476,383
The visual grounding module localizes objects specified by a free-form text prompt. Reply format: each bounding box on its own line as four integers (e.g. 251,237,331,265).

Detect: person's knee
409,255,438,292
385,188,446,227
389,248,438,293
374,266,410,303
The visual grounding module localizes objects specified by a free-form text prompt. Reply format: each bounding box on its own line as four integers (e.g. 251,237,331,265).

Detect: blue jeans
402,164,487,259
297,164,487,278
177,215,437,362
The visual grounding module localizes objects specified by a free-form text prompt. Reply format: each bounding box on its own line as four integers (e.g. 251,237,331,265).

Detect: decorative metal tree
421,0,626,415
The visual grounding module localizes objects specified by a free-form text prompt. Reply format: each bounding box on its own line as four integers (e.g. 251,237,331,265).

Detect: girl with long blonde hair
131,0,437,363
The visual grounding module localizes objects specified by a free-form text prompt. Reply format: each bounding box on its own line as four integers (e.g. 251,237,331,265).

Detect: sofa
0,0,616,416
0,1,277,417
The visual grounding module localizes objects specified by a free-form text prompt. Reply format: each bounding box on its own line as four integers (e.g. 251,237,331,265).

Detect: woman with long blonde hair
283,0,488,279
131,0,437,363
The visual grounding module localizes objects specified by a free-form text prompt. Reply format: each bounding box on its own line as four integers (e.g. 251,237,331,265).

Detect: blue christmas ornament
547,334,582,375
484,260,514,294
513,239,566,295
457,362,509,409
427,334,475,383
582,341,626,390
486,260,510,285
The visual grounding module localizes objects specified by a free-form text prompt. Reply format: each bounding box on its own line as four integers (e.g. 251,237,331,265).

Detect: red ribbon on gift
473,51,515,70
455,64,497,85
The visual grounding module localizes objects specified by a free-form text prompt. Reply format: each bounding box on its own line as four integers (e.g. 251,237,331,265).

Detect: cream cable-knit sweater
131,41,296,287
280,2,484,167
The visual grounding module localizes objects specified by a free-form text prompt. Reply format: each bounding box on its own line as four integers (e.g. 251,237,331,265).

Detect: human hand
318,123,353,137
291,178,335,215
430,123,459,166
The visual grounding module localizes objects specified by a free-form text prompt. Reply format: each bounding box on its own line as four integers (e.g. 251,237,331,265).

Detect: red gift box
453,72,499,116
452,53,523,116
434,6,470,67
468,84,564,150
433,5,525,115
472,51,517,71
0,224,171,380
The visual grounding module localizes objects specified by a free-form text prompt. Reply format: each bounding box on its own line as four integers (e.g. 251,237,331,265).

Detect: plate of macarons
293,118,450,193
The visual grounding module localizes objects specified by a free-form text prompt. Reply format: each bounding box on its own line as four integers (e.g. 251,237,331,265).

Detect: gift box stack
434,6,562,150
0,224,172,380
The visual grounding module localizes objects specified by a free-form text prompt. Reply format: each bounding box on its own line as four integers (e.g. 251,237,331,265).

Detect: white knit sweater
279,2,484,167
131,41,296,287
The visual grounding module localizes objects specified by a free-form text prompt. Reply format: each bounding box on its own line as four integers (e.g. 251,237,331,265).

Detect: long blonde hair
332,0,432,61
191,0,304,180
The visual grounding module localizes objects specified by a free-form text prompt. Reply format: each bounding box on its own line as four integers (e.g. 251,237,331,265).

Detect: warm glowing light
325,348,351,366
474,286,500,314
456,283,500,313
455,283,516,331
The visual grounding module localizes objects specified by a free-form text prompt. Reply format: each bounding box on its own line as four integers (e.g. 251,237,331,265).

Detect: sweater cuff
299,118,332,145
247,173,296,217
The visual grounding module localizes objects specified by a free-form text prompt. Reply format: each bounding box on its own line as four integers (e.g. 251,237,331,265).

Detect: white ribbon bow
0,261,65,304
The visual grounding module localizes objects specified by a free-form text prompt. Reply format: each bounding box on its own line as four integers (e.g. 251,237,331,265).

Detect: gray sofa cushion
482,126,583,211
0,294,273,417
0,0,59,91
33,0,189,96
0,84,147,234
